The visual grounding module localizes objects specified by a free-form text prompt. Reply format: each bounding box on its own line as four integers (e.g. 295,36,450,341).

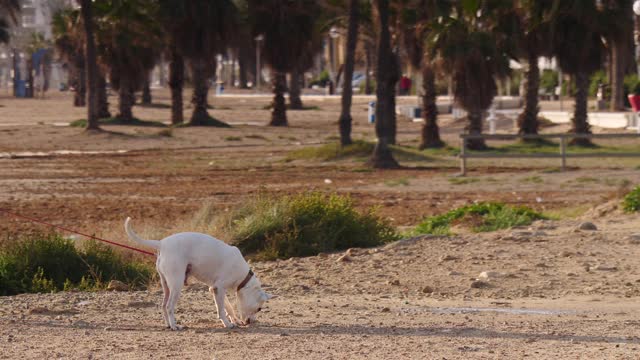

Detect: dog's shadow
19,319,640,345
174,322,640,345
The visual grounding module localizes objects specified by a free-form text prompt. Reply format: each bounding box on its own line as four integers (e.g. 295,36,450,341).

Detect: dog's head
236,276,274,325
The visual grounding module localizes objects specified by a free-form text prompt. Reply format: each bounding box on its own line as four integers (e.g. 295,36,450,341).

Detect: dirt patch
2,91,640,358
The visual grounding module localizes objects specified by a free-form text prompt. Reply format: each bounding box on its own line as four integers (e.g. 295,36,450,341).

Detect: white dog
124,217,272,330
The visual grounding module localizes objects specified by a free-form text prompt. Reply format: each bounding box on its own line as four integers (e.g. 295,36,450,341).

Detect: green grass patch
448,177,480,185
482,141,640,155
575,176,599,183
420,145,459,156
541,167,562,173
0,233,153,296
136,102,171,109
245,134,268,141
603,178,631,187
384,177,410,187
543,204,590,219
215,192,399,260
172,116,231,128
288,140,373,161
278,135,299,141
522,176,544,184
622,186,640,212
291,105,320,110
414,202,546,235
287,140,437,163
70,117,167,128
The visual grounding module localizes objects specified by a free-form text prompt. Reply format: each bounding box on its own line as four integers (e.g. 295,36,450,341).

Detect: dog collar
237,269,254,291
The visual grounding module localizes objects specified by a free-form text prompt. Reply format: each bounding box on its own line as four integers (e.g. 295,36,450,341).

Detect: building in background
0,0,72,94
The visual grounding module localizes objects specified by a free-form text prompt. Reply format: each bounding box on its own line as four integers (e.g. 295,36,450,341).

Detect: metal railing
459,133,640,175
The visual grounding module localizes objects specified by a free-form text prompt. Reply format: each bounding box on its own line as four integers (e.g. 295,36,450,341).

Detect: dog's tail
124,217,161,250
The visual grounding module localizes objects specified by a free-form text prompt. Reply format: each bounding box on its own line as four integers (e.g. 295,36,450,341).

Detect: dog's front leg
211,287,236,328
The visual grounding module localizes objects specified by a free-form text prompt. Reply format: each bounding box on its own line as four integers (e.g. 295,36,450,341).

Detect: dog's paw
224,322,237,329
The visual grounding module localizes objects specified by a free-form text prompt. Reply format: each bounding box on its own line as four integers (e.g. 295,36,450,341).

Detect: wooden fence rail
459,133,640,175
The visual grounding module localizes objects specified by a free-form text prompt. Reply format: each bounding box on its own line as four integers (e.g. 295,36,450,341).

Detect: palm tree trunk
518,50,540,137
288,69,303,110
168,48,184,125
466,110,487,150
270,71,288,126
26,58,33,98
419,63,443,149
141,71,152,105
570,72,593,146
97,72,111,118
190,58,211,125
364,42,373,95
339,0,359,146
117,77,134,122
238,54,248,89
80,0,100,130
610,40,624,111
75,63,86,107
370,0,399,169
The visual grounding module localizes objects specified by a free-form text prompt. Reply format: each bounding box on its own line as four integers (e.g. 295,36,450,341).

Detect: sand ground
0,89,639,359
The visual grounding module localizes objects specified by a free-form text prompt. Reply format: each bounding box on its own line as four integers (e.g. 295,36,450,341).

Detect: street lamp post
255,34,264,92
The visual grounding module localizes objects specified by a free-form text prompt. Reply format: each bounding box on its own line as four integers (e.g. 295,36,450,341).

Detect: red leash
0,208,156,257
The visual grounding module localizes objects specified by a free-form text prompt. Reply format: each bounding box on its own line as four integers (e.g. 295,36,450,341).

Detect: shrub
218,192,399,260
309,70,331,87
0,233,153,296
540,69,559,95
414,202,546,235
588,70,608,97
622,186,640,212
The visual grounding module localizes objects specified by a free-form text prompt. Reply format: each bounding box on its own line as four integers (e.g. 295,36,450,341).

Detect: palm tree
549,1,608,146
0,18,10,44
337,0,359,146
159,0,236,126
93,0,162,123
52,8,87,107
0,0,19,30
0,0,19,43
156,1,185,125
507,0,555,137
167,45,184,124
0,1,18,16
396,0,445,149
79,0,100,130
53,7,109,116
289,22,324,110
429,2,510,150
370,0,399,168
249,0,323,126
601,1,633,111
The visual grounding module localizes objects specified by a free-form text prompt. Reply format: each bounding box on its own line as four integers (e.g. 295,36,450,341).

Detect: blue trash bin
16,80,26,98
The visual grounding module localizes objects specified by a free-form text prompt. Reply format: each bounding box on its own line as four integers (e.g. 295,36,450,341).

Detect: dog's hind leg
157,270,171,328
211,287,235,328
159,263,186,330
165,277,184,330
